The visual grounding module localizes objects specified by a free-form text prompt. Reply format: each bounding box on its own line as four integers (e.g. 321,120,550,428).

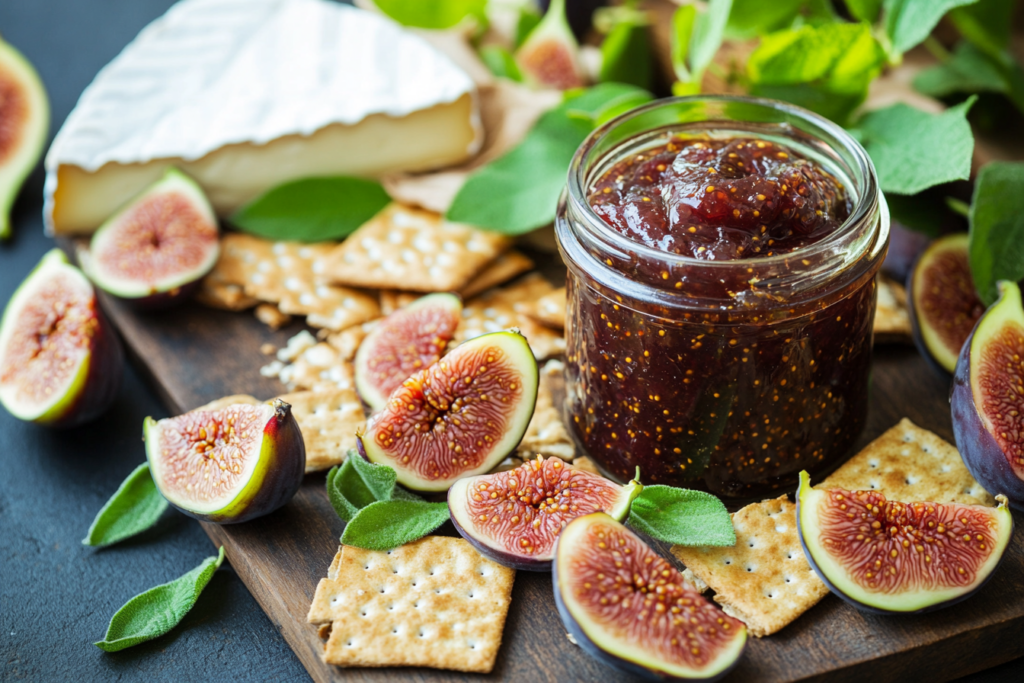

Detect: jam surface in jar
565,135,878,502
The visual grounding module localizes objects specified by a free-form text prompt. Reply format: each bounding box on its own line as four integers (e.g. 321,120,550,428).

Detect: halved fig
79,168,219,309
449,456,642,570
354,293,462,412
907,233,985,374
554,513,748,681
0,37,49,239
145,399,305,524
952,280,1024,509
0,249,123,427
359,330,539,492
515,0,587,90
797,471,1013,613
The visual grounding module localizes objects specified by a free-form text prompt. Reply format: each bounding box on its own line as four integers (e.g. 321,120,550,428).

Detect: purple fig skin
882,221,930,282
46,302,124,428
951,332,1024,511
552,533,741,682
905,253,955,379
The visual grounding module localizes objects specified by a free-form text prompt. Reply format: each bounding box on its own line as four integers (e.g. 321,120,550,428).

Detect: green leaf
348,453,400,502
852,97,976,195
446,83,652,234
726,0,806,38
326,464,360,523
373,0,487,30
689,0,733,78
968,161,1024,305
913,41,1009,98
950,0,1015,64
882,0,979,55
747,22,884,124
479,45,523,82
327,455,421,523
846,0,884,22
230,177,391,242
599,20,653,90
627,486,735,547
95,547,225,652
83,463,169,548
514,5,543,48
885,192,949,238
670,4,698,83
341,500,451,551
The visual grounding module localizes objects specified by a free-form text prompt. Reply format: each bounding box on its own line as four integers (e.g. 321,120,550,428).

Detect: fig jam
557,99,888,504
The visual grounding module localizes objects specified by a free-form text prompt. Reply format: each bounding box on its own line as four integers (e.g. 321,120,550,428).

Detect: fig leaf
627,486,736,547
95,546,225,652
882,0,978,56
83,463,169,548
913,42,1009,99
230,176,391,243
372,0,486,30
949,0,1015,63
341,500,451,551
968,161,1024,306
598,14,653,90
850,97,976,195
845,0,883,23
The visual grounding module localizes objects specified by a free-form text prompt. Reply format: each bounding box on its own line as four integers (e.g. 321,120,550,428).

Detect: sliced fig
797,471,1013,613
0,37,49,239
554,513,748,681
79,168,219,309
952,280,1024,509
145,399,305,524
0,249,123,427
354,293,462,412
515,0,587,90
360,330,539,492
907,232,985,374
449,456,641,570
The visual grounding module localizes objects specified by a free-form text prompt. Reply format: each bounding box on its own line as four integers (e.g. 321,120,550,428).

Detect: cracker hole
748,539,756,548
392,627,399,635
723,558,733,565
346,640,354,647
784,576,793,583
745,564,755,572
869,482,877,489
869,459,879,469
905,476,918,485
418,629,427,638
775,525,787,533
922,446,931,453
468,591,475,599
787,552,795,559
379,587,386,594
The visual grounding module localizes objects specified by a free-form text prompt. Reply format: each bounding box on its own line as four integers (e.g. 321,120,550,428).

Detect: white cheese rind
45,0,481,234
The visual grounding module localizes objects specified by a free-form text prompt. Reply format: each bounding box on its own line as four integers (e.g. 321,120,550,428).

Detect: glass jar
555,96,888,504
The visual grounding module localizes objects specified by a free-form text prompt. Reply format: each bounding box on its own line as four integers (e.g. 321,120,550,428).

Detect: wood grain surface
93,281,1024,683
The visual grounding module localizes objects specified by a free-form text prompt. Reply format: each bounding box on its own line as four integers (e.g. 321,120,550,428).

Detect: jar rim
564,94,883,272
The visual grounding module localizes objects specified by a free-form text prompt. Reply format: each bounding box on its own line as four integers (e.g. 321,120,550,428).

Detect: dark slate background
0,1,1019,681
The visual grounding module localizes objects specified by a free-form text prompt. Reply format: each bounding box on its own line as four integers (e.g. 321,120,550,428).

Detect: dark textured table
0,1,1020,682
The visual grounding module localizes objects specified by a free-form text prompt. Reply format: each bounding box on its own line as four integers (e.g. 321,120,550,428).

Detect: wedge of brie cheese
45,0,482,234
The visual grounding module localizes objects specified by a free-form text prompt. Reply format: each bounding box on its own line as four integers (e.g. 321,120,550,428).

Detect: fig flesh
907,233,985,374
145,398,305,524
952,280,1024,509
360,330,539,492
554,513,748,681
449,456,642,571
80,168,219,309
0,37,49,239
515,0,587,90
0,249,123,427
354,292,462,412
797,471,1013,613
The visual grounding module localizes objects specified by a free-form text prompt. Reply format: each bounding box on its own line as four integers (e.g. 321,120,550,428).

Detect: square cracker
873,275,912,344
460,250,535,299
323,204,510,292
308,546,346,625
821,418,994,506
195,270,258,311
456,275,566,360
523,287,566,330
671,496,829,637
517,360,574,460
277,389,365,472
319,536,516,673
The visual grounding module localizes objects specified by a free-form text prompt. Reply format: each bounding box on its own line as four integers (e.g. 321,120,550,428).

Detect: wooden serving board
95,284,1024,683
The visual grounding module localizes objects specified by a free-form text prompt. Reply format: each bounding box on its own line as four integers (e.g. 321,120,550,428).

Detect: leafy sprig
83,463,168,548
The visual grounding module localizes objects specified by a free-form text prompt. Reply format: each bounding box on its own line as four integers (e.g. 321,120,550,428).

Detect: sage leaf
852,97,976,195
628,486,735,547
348,453,401,502
326,464,360,523
968,161,1024,306
95,547,225,652
341,500,451,551
748,22,884,124
327,455,420,523
446,83,652,235
230,176,391,242
83,463,168,548
373,0,486,30
882,0,978,56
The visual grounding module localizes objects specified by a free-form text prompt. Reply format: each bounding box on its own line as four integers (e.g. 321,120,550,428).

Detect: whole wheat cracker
317,537,515,673
323,204,510,292
671,496,829,638
522,286,566,330
460,250,535,299
277,388,365,472
873,275,912,344
820,418,994,505
517,360,574,460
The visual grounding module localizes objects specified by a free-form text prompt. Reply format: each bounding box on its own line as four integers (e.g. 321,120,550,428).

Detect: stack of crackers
671,419,995,637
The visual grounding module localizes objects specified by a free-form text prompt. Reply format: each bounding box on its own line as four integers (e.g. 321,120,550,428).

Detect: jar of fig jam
555,96,888,504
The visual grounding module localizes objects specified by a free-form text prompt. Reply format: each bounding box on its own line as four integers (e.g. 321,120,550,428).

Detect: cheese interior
49,93,477,235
